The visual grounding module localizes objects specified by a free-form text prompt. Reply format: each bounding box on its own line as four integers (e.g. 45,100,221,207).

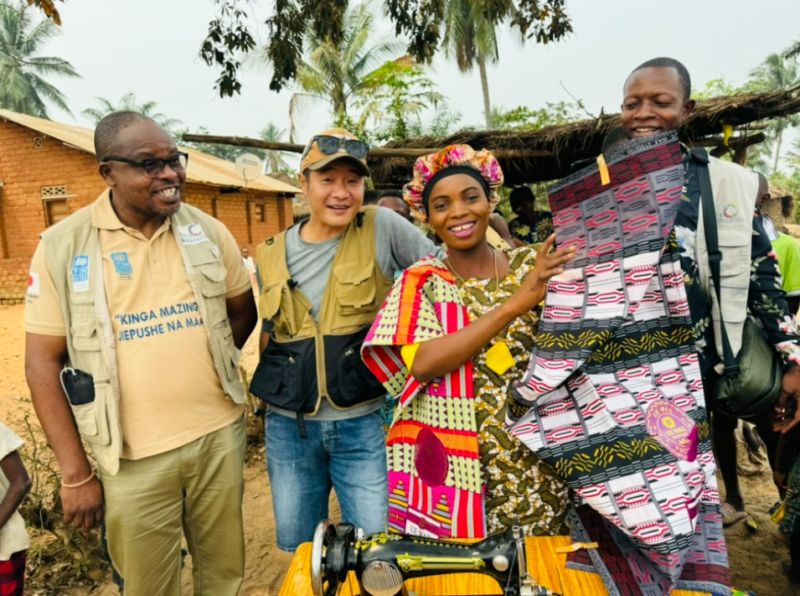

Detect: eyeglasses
303,136,369,161
102,152,189,178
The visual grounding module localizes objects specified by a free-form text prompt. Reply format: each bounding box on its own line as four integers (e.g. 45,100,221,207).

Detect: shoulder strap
691,148,740,377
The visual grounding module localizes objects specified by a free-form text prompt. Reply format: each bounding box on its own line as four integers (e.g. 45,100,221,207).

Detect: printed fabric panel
505,133,732,596
362,259,487,539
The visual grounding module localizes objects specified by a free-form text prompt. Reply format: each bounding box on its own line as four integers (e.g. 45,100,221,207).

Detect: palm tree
258,123,291,173
82,91,183,132
787,137,800,169
441,0,503,130
0,1,80,118
286,2,404,140
786,39,800,60
750,53,800,175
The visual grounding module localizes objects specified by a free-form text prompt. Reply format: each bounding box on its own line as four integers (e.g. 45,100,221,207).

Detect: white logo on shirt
177,224,209,246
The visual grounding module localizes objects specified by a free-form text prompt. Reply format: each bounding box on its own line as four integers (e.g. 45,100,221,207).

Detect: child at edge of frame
0,421,32,596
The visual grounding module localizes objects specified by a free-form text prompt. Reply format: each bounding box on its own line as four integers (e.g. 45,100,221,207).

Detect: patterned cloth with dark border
0,550,26,596
506,133,732,596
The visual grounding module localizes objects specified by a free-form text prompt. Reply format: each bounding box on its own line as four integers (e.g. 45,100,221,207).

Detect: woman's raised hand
507,234,576,317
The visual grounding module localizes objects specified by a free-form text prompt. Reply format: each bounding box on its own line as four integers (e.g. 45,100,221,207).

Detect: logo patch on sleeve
27,272,40,297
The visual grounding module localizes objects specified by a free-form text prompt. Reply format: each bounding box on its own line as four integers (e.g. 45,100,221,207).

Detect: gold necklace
446,248,516,376
446,247,500,290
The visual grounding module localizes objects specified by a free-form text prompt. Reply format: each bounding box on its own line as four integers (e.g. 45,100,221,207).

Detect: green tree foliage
749,53,800,175
284,2,404,141
199,0,257,97
195,0,571,96
786,39,800,60
441,0,509,129
407,107,464,138
692,60,800,176
770,167,800,223
352,57,443,142
691,77,767,101
492,101,583,131
691,77,772,173
257,122,292,173
82,91,184,132
0,1,79,118
179,126,243,162
180,123,294,173
492,101,584,218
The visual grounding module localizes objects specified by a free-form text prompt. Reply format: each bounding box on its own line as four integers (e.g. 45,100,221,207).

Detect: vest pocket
71,320,101,351
198,263,228,297
717,238,750,298
70,382,112,447
70,402,98,436
250,340,319,413
717,231,750,284
327,330,385,408
214,324,239,383
333,261,377,316
260,281,301,337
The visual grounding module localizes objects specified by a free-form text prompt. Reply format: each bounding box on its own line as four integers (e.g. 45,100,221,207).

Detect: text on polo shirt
114,301,203,342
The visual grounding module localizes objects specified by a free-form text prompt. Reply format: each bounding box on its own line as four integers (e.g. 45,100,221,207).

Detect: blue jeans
265,410,388,552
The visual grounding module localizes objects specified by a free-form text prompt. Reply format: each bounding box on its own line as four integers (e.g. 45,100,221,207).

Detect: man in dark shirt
621,57,800,522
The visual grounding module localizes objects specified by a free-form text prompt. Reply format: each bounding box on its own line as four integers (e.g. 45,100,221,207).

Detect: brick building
0,109,298,303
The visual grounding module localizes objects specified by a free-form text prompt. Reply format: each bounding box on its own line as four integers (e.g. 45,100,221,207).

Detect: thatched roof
770,184,792,200
267,172,301,190
368,86,800,187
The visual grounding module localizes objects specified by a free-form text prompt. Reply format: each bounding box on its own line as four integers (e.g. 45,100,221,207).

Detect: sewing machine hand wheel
311,519,357,596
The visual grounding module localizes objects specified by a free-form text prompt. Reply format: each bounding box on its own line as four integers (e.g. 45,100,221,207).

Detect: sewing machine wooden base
278,535,713,596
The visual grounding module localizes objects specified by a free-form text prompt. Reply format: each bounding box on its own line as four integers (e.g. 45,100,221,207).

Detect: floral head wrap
403,144,504,222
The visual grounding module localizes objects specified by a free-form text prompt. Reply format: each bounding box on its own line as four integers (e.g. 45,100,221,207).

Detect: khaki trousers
100,417,246,596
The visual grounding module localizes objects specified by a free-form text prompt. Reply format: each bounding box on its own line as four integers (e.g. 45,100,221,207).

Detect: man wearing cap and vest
250,128,441,552
24,112,257,596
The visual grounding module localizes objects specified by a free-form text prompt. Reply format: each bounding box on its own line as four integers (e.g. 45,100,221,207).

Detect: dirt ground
1,302,797,596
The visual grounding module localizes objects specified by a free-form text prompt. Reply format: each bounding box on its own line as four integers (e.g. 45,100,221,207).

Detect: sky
40,0,800,167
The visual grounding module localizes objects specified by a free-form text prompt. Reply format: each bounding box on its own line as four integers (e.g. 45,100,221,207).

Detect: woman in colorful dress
362,145,575,539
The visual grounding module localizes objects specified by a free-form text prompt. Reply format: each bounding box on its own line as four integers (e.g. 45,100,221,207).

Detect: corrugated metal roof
0,109,299,194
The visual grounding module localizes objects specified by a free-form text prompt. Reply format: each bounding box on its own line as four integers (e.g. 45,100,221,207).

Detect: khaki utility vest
250,206,392,416
41,193,246,475
695,156,759,361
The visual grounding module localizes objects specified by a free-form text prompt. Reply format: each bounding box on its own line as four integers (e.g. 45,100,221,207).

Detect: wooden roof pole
180,134,553,159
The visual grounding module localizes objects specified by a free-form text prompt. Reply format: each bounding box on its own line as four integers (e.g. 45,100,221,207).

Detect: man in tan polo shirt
25,112,257,596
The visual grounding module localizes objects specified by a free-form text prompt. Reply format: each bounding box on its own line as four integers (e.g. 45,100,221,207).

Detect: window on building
44,199,69,227
42,186,71,227
256,203,266,223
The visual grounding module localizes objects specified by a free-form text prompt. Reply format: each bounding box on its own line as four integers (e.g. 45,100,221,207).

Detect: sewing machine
309,519,562,596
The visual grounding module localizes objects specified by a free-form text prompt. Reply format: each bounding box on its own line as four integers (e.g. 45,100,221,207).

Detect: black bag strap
690,148,740,378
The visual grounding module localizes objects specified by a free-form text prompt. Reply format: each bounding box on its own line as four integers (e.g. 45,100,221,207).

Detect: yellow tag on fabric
401,343,421,371
486,341,515,375
723,123,734,146
597,154,611,186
